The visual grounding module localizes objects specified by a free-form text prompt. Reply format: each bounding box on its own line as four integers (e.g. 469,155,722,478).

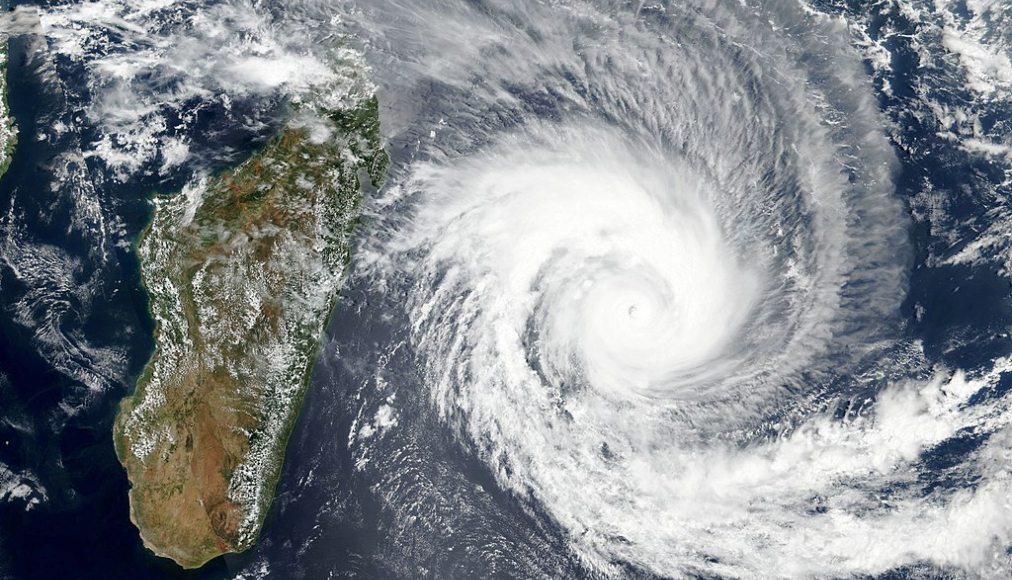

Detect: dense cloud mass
337,0,1012,576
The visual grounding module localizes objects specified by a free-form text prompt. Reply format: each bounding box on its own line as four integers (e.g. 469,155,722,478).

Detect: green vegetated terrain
0,40,19,177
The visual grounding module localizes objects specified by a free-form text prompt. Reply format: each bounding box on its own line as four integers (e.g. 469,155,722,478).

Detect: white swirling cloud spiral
353,0,1012,576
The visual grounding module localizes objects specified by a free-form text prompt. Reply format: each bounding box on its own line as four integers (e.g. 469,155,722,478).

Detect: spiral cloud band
334,0,1012,576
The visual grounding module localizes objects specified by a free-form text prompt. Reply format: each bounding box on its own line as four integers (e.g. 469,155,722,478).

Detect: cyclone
6,0,1012,577
336,0,1012,577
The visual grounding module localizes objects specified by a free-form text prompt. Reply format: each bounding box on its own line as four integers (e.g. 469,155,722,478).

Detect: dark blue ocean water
0,0,1009,578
